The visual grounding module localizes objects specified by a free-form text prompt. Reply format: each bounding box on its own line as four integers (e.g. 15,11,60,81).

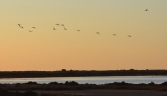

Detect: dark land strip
34,89,167,96
0,70,167,78
1,81,167,96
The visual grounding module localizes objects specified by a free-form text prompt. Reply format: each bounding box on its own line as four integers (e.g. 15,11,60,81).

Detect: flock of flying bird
17,23,132,37
17,9,149,38
18,24,36,32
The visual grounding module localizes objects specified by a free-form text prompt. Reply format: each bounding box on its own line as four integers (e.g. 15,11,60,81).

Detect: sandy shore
34,89,167,96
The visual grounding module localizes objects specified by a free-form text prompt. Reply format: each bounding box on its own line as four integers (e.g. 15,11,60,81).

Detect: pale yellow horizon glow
0,0,167,71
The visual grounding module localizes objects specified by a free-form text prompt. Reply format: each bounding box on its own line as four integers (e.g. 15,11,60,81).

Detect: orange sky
0,0,167,71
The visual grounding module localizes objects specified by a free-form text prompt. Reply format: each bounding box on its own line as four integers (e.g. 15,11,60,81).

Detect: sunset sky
0,0,167,71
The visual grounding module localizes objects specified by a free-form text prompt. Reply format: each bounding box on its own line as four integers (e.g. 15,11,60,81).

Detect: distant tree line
0,69,167,78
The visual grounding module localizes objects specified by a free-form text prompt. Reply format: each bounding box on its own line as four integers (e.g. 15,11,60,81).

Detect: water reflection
0,76,167,84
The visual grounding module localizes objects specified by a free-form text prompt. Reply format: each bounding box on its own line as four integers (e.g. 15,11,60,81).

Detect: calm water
0,76,167,84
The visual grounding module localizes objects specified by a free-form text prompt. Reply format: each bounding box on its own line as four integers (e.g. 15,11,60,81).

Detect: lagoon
0,76,167,84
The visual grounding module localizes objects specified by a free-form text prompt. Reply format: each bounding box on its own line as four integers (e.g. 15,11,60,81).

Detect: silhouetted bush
65,81,79,85
25,81,37,84
161,81,167,86
148,81,155,85
62,69,66,72
111,81,129,86
49,81,58,85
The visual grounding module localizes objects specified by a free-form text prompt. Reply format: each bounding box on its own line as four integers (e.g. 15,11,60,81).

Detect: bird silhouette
56,24,59,26
53,27,56,30
28,30,32,32
128,35,131,37
32,27,36,29
96,32,100,34
64,27,67,30
77,30,80,32
18,24,23,28
61,24,64,26
113,34,116,36
145,9,149,11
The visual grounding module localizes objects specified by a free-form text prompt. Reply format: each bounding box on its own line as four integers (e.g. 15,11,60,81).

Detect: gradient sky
0,0,167,71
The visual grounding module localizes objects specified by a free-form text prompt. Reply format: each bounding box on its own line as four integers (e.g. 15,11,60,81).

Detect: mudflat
35,89,167,96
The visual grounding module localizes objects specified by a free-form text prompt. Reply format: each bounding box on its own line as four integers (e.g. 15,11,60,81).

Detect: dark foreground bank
2,90,167,96
1,81,167,96
0,90,82,96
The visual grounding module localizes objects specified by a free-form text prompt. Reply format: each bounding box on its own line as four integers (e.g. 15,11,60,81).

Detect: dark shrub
25,81,37,84
161,81,167,86
64,81,79,85
65,81,69,85
49,81,58,85
148,81,155,85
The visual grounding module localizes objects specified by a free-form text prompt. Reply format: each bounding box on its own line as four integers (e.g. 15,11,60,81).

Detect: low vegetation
0,81,167,91
0,69,167,78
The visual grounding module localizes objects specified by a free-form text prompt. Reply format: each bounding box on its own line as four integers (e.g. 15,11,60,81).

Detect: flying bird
61,24,64,26
113,34,116,36
56,24,59,26
64,27,67,30
96,32,100,34
18,24,23,28
28,30,32,32
145,9,149,11
32,27,36,29
128,35,131,37
77,30,80,32
53,27,56,30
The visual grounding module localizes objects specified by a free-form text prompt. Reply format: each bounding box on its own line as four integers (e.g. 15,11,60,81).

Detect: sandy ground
34,89,167,96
